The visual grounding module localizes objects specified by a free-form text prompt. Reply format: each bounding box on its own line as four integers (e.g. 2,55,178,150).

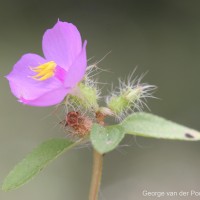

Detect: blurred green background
1,0,200,199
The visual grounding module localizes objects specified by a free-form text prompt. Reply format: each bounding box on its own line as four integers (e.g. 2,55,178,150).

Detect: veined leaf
90,124,125,154
121,112,200,140
2,138,75,191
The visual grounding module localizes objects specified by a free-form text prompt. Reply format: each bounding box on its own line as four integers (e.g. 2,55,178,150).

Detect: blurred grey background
1,0,200,199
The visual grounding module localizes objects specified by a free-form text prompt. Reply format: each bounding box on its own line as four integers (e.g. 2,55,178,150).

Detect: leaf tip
184,130,200,141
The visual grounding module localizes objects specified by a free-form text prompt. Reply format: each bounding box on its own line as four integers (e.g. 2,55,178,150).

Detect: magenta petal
64,41,87,88
20,87,70,106
54,66,67,83
42,20,82,70
6,53,68,106
6,53,46,99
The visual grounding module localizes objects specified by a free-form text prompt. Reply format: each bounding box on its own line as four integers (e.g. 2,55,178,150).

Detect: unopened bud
107,85,144,116
125,86,142,102
107,96,129,115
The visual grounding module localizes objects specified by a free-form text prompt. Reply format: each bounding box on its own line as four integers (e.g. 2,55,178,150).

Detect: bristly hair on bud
106,70,157,121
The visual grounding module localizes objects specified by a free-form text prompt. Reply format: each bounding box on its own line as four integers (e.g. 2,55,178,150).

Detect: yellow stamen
30,61,56,81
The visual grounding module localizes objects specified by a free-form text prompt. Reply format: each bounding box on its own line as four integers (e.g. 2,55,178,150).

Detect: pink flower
6,20,87,106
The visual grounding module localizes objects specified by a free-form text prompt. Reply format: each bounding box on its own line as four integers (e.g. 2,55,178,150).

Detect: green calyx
68,83,99,111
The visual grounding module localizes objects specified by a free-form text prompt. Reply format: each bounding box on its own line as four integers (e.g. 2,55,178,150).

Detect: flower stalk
88,110,107,200
89,149,103,200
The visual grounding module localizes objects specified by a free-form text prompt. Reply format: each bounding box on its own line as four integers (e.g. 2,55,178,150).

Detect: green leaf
2,138,75,191
121,112,200,140
90,124,125,154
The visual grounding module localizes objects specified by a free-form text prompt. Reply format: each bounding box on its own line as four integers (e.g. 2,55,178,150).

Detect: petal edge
42,20,82,70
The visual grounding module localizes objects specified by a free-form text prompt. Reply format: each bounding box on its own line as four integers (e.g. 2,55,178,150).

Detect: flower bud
125,86,142,102
107,86,141,114
107,83,155,119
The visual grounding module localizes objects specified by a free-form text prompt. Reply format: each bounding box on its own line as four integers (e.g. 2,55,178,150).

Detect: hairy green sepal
69,83,99,110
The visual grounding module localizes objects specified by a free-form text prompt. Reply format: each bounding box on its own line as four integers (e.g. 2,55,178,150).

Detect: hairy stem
89,149,103,200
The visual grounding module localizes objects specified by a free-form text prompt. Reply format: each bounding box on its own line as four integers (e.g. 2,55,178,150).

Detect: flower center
30,61,57,81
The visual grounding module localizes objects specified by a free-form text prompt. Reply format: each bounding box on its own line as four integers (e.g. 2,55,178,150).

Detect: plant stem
89,149,103,200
